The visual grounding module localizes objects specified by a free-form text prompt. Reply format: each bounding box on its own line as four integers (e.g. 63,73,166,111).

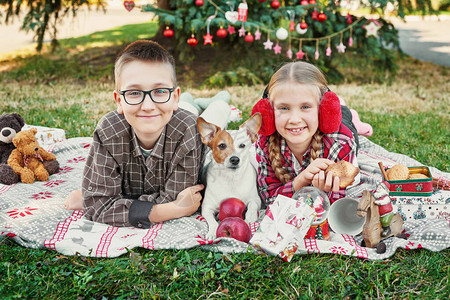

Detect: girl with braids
252,61,359,206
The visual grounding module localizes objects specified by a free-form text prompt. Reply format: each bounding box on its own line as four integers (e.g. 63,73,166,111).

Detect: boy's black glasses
119,88,175,105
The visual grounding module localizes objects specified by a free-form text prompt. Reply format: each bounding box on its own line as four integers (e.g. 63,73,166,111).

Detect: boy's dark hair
114,40,176,89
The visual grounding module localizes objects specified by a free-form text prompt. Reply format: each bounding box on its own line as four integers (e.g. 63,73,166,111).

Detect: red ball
163,28,174,38
270,0,280,9
300,0,309,5
300,21,308,29
318,12,327,23
244,33,254,43
219,198,246,221
187,36,198,47
216,28,228,39
195,0,204,6
309,0,316,4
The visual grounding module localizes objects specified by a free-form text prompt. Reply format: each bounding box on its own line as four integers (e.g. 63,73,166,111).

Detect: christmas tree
142,0,415,84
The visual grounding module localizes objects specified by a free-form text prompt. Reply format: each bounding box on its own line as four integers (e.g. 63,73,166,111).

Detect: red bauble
300,0,309,5
318,12,327,23
300,21,308,29
219,198,246,221
311,9,319,20
346,13,353,24
309,0,316,4
195,0,204,6
216,217,252,243
187,35,198,47
163,27,174,38
270,0,280,9
245,33,254,43
216,27,228,39
257,0,266,2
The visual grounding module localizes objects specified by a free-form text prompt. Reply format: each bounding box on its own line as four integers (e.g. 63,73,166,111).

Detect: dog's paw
205,230,217,240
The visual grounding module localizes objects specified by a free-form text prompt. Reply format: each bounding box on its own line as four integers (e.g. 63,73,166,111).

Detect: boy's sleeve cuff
129,200,154,229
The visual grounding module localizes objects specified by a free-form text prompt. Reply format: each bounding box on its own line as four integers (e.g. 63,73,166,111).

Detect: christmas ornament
217,27,228,39
203,33,213,45
254,28,261,40
314,40,319,60
195,0,204,7
257,0,266,2
309,0,316,4
245,33,254,43
225,12,239,24
123,1,135,12
318,11,327,23
227,25,236,34
326,39,331,56
311,9,319,20
287,10,296,32
300,0,309,5
276,28,288,40
271,0,280,9
349,27,353,47
336,42,346,53
287,48,293,59
300,19,308,29
238,24,246,37
346,13,353,25
238,2,248,22
363,19,381,38
263,33,274,50
296,49,305,59
289,21,295,32
187,35,198,47
296,23,307,34
163,26,174,38
273,43,282,54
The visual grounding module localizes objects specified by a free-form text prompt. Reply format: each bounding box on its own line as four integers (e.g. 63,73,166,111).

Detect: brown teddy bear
7,128,60,184
0,113,25,185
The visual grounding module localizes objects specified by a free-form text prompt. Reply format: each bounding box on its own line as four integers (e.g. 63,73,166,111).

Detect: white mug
328,197,366,235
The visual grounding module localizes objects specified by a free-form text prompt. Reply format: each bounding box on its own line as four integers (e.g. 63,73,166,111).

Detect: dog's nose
230,156,240,165
35,147,39,151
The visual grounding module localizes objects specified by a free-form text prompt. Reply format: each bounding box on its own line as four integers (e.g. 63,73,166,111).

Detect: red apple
216,217,252,243
219,197,246,221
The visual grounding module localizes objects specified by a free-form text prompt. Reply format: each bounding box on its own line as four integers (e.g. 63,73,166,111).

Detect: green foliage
204,67,264,88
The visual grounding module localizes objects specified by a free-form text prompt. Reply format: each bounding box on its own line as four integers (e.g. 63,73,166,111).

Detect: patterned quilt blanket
1,136,449,260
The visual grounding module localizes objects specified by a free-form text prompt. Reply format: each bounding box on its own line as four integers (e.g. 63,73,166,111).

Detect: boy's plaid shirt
256,123,357,206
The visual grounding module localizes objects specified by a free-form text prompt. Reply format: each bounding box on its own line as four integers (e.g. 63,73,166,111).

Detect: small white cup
328,197,366,236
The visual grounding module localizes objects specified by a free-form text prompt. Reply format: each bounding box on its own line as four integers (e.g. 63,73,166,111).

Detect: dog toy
7,128,60,184
0,113,25,185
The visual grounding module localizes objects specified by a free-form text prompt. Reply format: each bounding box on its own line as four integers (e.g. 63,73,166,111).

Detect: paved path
0,1,150,54
390,16,450,67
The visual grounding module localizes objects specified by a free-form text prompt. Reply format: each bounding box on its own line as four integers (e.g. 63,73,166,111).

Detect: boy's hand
294,158,335,189
312,170,340,193
174,184,204,216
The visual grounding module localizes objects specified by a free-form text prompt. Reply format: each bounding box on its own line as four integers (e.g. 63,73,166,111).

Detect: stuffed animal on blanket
7,128,60,184
0,113,25,185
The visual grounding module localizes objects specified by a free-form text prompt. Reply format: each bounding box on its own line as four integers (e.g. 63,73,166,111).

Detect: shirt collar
130,127,166,160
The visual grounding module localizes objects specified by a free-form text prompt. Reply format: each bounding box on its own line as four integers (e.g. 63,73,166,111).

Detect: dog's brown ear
241,113,262,143
197,117,221,146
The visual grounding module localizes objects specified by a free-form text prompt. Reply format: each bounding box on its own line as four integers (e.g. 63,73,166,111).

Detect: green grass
1,22,449,299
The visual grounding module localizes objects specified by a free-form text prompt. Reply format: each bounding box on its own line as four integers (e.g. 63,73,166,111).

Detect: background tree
0,0,105,52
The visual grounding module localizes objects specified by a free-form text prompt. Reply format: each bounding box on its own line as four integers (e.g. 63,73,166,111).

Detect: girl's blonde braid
310,131,324,161
269,133,293,184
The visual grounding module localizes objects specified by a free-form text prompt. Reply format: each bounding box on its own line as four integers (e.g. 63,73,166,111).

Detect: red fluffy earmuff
251,98,276,136
318,91,342,134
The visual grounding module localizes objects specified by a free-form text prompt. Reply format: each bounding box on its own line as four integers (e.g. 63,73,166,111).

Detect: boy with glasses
65,40,205,229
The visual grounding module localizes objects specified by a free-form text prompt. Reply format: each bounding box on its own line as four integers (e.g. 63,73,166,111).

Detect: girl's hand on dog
312,170,340,193
293,158,335,191
174,184,204,216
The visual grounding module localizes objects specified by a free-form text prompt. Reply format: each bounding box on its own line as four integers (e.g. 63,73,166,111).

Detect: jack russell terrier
197,113,263,240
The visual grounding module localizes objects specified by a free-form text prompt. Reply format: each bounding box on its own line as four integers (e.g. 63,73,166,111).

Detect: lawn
0,21,449,298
